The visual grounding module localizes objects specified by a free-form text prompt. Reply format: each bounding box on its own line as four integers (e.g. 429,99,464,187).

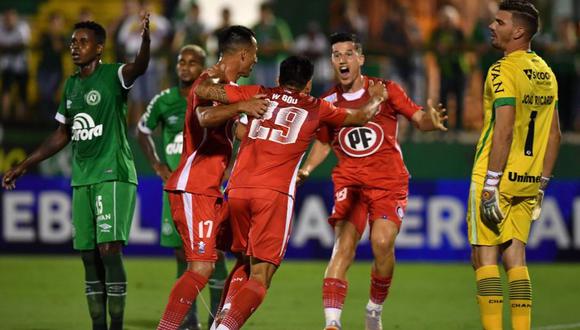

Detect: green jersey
137,86,186,170
56,63,137,187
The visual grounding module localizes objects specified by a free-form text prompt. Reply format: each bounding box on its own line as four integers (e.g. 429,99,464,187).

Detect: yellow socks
476,265,503,330
507,266,532,330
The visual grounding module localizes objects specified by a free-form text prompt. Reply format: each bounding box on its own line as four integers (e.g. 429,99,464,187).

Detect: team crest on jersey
338,122,384,157
72,113,103,141
85,90,101,106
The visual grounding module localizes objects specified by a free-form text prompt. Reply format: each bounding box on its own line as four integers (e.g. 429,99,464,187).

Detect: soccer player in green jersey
137,44,228,330
467,1,561,329
2,17,150,330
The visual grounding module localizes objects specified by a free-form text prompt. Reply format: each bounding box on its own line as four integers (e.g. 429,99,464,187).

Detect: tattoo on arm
197,80,230,103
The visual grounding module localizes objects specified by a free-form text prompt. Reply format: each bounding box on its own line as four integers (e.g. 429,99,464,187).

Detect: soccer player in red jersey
194,55,388,330
156,26,269,330
297,33,448,330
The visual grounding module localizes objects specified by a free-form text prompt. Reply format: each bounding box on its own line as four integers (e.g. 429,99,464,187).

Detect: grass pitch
0,256,578,330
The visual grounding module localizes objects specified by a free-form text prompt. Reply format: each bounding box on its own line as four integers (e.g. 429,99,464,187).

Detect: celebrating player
156,25,268,330
297,32,447,330
193,55,387,330
2,17,150,330
467,1,560,329
137,44,228,330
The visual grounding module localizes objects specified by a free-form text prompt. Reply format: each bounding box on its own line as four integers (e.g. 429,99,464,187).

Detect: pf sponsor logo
85,90,101,105
72,113,103,141
338,122,384,157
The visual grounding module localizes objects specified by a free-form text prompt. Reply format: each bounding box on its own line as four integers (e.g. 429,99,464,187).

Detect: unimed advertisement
1,176,579,261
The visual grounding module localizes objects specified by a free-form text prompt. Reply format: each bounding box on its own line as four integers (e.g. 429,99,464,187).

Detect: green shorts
72,181,136,250
160,190,183,248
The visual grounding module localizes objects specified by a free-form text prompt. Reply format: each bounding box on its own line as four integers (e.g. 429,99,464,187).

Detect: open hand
426,99,448,132
480,187,504,224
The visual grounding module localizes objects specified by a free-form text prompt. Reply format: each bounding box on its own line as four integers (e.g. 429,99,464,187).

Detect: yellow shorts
466,181,537,246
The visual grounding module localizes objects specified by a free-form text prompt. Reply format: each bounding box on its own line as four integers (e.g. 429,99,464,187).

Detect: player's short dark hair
329,32,363,53
217,25,256,56
499,0,540,38
279,55,314,90
73,21,106,45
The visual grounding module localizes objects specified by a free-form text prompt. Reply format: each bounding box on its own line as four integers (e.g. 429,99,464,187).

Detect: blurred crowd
0,0,578,135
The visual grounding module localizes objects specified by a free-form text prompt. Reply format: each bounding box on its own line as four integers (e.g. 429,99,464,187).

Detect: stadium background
0,0,579,329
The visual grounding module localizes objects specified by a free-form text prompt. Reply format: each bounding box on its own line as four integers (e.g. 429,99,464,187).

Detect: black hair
279,55,314,90
73,21,106,45
329,32,363,53
217,25,256,56
499,0,540,38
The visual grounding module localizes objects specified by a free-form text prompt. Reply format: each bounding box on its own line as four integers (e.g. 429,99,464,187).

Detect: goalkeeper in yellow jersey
466,1,561,329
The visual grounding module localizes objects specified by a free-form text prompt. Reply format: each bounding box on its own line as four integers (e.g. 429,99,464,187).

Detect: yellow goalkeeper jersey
471,50,558,197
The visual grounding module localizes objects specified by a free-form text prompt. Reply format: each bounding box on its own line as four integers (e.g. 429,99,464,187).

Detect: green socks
81,250,107,330
101,253,127,330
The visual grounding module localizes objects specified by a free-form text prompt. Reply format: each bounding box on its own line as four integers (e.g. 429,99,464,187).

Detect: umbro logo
99,223,112,232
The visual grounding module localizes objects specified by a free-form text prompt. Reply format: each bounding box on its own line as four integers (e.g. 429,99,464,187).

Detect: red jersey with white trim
318,76,421,188
225,85,347,197
165,72,235,197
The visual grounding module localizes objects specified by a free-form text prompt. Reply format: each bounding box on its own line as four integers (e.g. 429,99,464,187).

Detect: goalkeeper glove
480,170,505,224
532,176,550,221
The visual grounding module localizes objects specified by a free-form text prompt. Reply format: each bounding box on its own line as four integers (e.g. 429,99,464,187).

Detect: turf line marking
533,322,580,330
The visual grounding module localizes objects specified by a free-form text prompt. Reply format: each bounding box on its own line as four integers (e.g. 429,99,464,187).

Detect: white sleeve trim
137,121,153,135
117,64,134,90
55,113,69,124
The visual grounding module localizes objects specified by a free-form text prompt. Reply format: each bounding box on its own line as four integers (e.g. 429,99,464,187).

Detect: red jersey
165,72,235,197
318,76,421,188
224,85,347,197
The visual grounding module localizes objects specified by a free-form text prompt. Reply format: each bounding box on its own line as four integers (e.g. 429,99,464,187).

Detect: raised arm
296,139,332,185
2,124,71,190
342,81,387,126
410,99,448,131
121,13,150,87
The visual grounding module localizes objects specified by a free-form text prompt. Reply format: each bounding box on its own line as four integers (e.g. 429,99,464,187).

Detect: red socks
157,270,209,330
222,262,250,307
322,278,348,309
219,279,267,330
369,272,392,304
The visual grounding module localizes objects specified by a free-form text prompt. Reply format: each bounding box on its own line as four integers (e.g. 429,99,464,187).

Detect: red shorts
329,186,408,235
228,188,294,266
168,191,225,262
